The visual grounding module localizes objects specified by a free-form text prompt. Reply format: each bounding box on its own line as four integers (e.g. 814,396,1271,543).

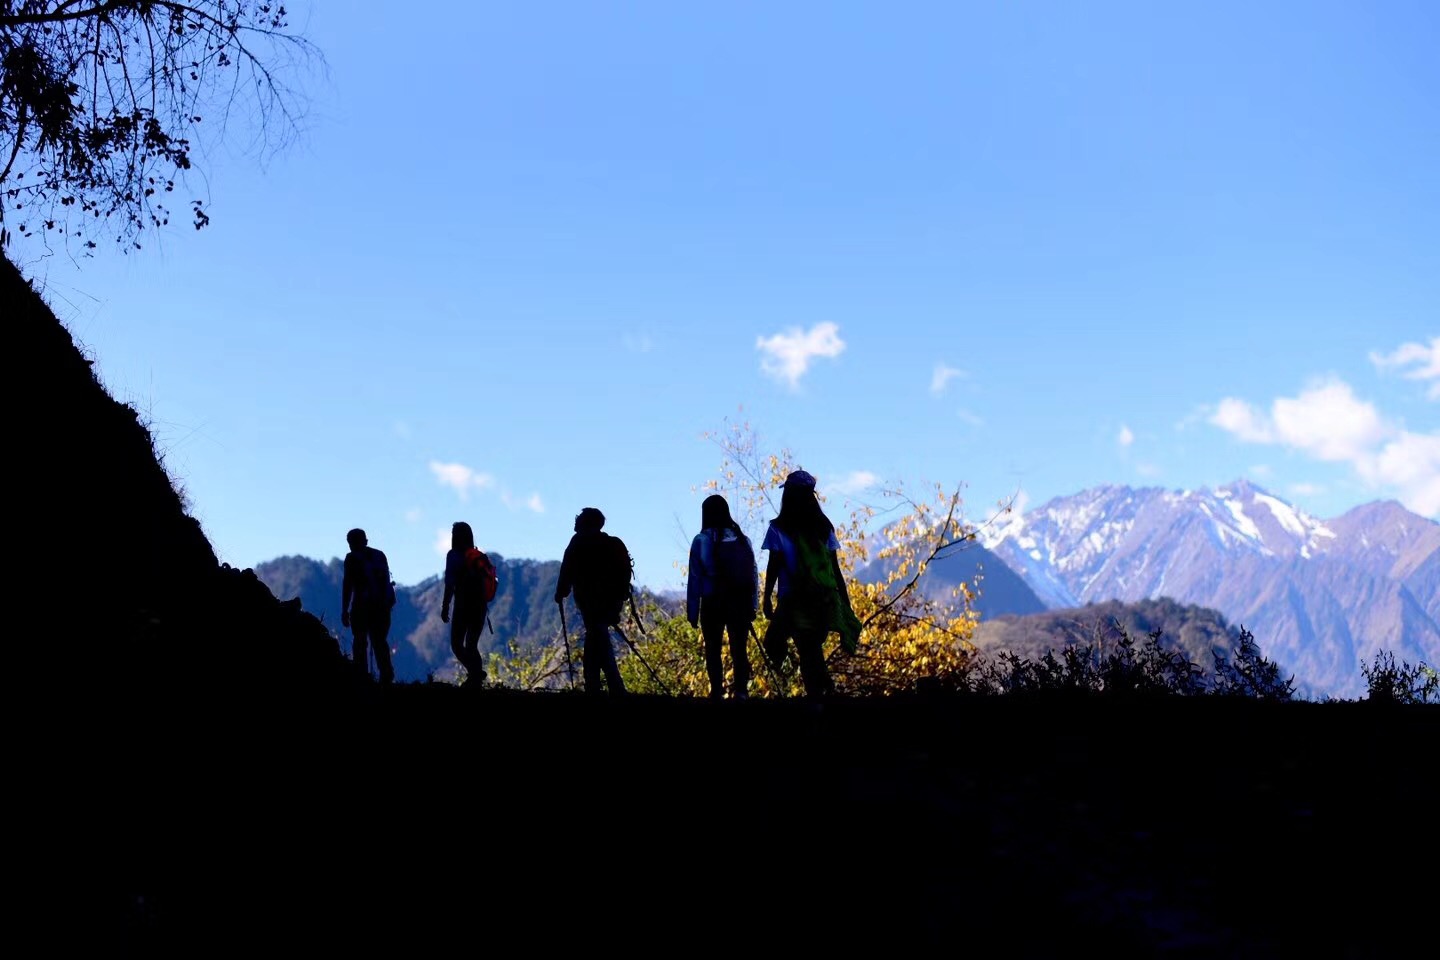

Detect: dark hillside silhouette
7,253,1434,956
7,253,349,701
97,692,1437,955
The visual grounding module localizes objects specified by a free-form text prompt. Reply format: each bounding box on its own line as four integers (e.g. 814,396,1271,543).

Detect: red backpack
460,547,499,605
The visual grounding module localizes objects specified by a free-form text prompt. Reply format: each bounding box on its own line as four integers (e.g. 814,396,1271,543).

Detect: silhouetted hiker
441,521,498,689
761,471,861,697
554,507,630,696
688,494,758,700
341,528,397,685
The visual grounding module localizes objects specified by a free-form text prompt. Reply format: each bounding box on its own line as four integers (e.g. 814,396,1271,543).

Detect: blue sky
14,0,1438,591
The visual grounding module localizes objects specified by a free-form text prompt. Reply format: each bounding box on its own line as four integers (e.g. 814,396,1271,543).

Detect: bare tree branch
1,0,319,252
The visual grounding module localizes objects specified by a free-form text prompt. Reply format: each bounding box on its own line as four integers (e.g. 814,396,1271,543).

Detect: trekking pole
628,588,647,637
751,623,791,693
558,600,576,690
614,626,668,695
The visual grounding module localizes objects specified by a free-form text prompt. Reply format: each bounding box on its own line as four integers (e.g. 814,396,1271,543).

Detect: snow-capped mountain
981,480,1439,698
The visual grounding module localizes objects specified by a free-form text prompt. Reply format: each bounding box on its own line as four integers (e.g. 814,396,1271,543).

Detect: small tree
1,1,317,252
625,416,996,698
484,633,574,693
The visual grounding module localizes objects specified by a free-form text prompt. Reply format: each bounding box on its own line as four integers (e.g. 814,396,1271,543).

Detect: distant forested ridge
972,597,1245,671
256,554,677,681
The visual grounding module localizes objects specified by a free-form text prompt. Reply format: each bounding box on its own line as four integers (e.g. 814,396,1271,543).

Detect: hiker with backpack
687,494,759,700
441,521,498,689
554,507,632,696
761,471,861,698
341,527,397,685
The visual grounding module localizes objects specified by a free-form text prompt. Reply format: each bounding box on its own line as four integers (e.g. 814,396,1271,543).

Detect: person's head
775,470,832,541
452,521,475,552
701,493,742,537
346,528,367,551
575,507,606,534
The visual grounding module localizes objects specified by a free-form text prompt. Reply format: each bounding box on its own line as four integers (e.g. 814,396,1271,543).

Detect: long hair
701,494,744,540
774,483,834,544
451,521,475,552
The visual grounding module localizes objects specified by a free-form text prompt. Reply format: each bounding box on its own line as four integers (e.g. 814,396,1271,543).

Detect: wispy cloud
1209,378,1439,516
829,470,880,496
433,527,452,557
430,459,545,515
501,490,547,514
1136,462,1162,478
1371,336,1440,400
1117,425,1135,448
930,362,965,397
404,507,423,523
956,409,985,427
1289,482,1324,497
623,333,654,354
756,322,846,389
429,461,496,500
393,420,412,440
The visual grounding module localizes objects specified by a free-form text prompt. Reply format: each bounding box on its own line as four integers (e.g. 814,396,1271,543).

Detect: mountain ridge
981,480,1439,698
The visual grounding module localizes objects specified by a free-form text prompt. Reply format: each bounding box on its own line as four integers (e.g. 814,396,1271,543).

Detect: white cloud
1289,482,1324,497
623,333,654,353
1136,462,1162,478
1117,425,1135,448
525,493,546,514
1371,336,1440,400
1250,464,1273,478
829,470,880,496
1210,397,1274,443
1271,380,1387,461
433,527,452,557
956,409,985,427
1210,378,1439,517
393,420,412,440
429,461,496,500
930,362,965,397
404,507,422,523
756,322,846,389
1359,432,1440,515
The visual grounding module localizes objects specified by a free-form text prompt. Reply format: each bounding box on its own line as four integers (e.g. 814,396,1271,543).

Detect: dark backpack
356,548,396,608
459,547,498,605
710,533,755,601
569,531,637,623
602,534,636,610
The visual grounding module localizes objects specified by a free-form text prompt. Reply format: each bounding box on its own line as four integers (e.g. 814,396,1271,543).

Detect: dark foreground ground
29,688,1438,956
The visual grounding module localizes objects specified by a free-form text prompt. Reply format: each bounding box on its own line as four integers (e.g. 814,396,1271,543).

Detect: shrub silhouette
947,619,1308,700
1210,627,1296,701
1361,651,1439,705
